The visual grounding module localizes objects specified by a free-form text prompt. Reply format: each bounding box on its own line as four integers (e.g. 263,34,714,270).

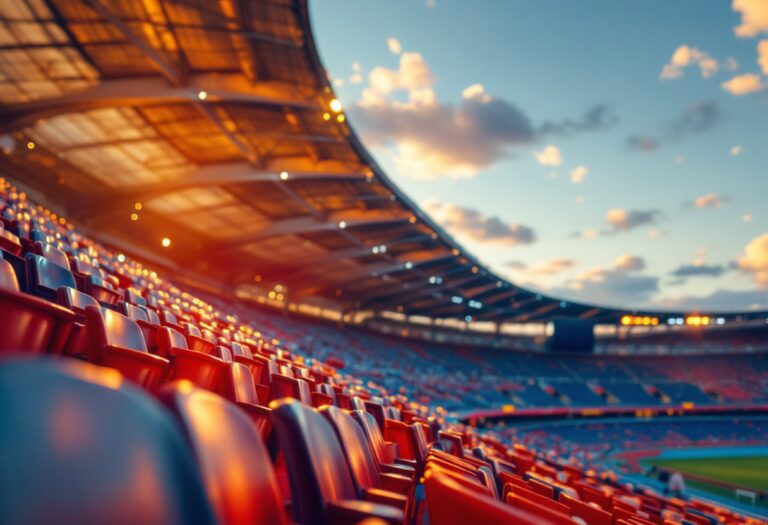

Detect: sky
309,0,768,312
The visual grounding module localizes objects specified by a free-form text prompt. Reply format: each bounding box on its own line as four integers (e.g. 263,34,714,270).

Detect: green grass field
646,456,768,510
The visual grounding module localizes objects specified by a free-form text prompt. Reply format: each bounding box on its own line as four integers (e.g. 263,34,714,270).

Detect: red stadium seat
70,258,120,305
271,399,404,525
0,359,215,525
0,225,22,255
119,301,160,354
270,372,312,404
56,286,98,356
160,326,231,392
424,469,560,525
85,305,169,389
0,256,73,355
320,405,414,513
559,493,613,525
157,382,289,525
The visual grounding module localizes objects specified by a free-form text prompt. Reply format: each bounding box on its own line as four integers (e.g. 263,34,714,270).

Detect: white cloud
525,258,576,276
533,145,562,167
692,193,728,209
759,40,768,74
733,0,768,37
614,254,646,271
743,213,753,223
387,37,402,55
738,233,768,286
362,52,435,106
423,199,536,246
721,73,765,95
660,45,719,79
605,208,661,232
462,83,491,102
731,145,744,155
351,52,539,179
569,165,588,184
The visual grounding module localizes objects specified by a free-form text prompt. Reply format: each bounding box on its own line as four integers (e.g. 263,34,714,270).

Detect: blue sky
310,0,768,311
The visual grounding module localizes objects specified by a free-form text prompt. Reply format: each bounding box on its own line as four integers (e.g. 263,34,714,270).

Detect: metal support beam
83,0,187,85
0,76,320,132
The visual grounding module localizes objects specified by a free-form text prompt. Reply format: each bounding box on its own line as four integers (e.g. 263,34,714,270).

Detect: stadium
0,1,766,524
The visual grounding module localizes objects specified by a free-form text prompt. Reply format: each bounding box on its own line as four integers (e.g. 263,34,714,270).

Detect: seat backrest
34,241,70,270
158,382,288,525
120,302,151,324
57,285,99,315
351,409,391,467
26,252,76,299
230,342,253,359
123,287,147,306
142,306,161,325
320,405,381,493
0,359,215,525
161,309,180,327
87,305,148,352
0,256,19,290
272,399,358,524
163,326,189,350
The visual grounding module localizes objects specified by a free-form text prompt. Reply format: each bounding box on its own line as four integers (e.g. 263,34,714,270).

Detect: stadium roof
0,0,763,326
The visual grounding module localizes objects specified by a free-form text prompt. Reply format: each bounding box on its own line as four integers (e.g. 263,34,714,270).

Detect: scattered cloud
351,54,542,178
569,166,588,184
670,264,728,278
351,47,616,179
504,260,527,270
533,145,562,166
525,258,577,276
349,62,363,84
725,56,740,71
626,101,721,153
759,40,768,74
536,105,618,136
731,145,744,155
733,0,768,37
686,193,729,209
657,289,768,311
423,199,536,246
743,213,753,223
670,100,721,137
551,256,658,307
387,37,402,55
605,208,662,233
614,254,645,271
659,45,719,79
737,233,768,286
626,135,659,152
721,73,765,95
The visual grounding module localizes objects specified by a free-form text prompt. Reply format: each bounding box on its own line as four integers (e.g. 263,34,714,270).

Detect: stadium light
161,237,171,248
279,171,289,181
197,90,208,100
330,98,343,112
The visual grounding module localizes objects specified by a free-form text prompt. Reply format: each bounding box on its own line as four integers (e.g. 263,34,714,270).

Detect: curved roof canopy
0,0,761,325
